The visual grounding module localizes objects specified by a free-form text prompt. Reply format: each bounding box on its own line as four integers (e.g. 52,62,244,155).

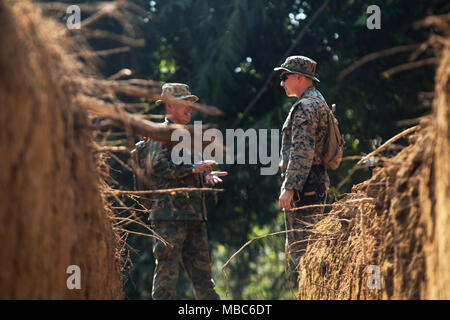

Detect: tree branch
357,126,420,165
77,95,185,143
78,30,145,47
105,187,225,196
381,57,438,78
88,79,224,116
337,44,419,82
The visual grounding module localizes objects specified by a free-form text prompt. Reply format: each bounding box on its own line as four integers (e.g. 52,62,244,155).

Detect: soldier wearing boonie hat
136,82,226,300
274,56,330,271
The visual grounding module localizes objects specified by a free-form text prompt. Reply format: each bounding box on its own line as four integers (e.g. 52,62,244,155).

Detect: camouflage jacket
280,86,330,192
148,118,207,221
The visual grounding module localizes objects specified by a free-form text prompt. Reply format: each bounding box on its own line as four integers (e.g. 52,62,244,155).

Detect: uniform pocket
300,167,325,204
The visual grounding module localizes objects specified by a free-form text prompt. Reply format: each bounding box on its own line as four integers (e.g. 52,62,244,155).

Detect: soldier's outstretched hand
205,171,228,185
192,160,218,174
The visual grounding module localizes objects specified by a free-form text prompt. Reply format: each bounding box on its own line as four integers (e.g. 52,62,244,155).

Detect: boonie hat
274,55,320,82
155,83,199,105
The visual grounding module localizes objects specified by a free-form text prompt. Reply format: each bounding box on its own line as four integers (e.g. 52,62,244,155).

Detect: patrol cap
274,55,320,82
155,83,199,105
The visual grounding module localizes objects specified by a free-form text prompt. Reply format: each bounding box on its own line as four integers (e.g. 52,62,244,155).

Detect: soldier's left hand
205,171,228,185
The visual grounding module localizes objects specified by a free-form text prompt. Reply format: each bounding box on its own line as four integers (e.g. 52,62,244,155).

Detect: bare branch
87,79,224,116
80,46,130,58
108,68,133,80
413,13,450,34
38,2,100,12
105,150,133,172
396,116,425,127
111,212,170,246
77,95,186,143
357,126,420,165
114,227,172,245
80,1,118,29
290,198,375,212
105,187,225,196
78,30,145,47
381,57,439,78
337,44,419,82
96,146,129,153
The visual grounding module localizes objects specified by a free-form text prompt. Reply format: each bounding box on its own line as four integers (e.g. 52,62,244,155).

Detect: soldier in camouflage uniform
274,56,330,270
146,83,227,300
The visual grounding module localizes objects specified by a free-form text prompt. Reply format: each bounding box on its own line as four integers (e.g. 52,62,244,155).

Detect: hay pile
298,34,450,300
0,0,122,299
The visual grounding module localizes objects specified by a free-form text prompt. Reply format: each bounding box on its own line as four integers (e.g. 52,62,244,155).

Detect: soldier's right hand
192,160,218,174
205,171,228,185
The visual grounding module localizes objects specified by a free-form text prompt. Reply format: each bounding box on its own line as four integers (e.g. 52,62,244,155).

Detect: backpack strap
303,95,329,110
301,95,330,160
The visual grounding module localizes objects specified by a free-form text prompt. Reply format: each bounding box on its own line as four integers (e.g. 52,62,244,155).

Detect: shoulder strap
287,95,328,129
303,95,329,110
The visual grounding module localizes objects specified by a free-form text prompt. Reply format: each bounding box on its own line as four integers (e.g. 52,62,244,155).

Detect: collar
291,85,315,108
299,85,315,99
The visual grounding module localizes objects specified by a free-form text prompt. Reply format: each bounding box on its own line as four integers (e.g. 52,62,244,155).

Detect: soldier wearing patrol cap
274,56,330,270
142,83,227,300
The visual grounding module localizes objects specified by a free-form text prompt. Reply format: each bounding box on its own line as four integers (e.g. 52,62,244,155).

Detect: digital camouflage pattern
156,83,199,105
148,119,207,221
147,114,218,300
151,220,219,300
280,85,330,191
279,85,330,267
132,138,155,210
274,55,320,82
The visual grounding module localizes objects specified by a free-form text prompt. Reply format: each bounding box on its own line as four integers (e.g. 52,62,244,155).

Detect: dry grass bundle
297,22,450,299
0,0,225,299
0,0,122,299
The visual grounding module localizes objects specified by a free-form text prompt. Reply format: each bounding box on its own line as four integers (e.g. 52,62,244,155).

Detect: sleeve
282,107,316,191
150,141,195,179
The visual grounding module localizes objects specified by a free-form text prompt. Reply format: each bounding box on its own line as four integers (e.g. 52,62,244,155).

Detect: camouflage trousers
284,181,327,270
151,220,219,300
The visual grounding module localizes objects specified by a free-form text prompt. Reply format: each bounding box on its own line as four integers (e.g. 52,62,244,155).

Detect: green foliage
213,212,297,300
62,0,448,299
